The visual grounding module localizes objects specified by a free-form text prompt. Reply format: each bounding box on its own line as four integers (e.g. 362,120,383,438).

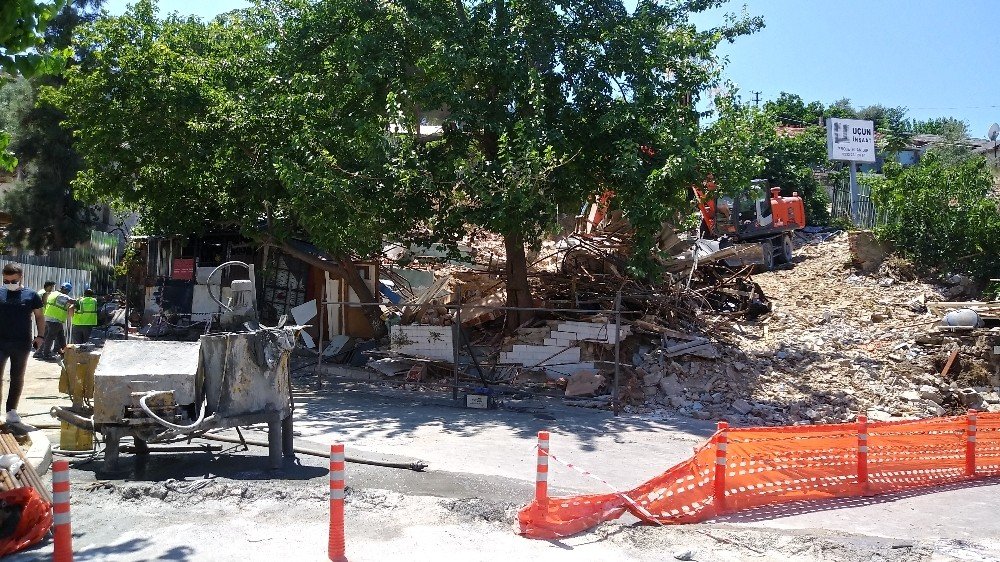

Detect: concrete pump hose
206,260,252,312
196,433,428,472
49,406,94,431
139,391,213,432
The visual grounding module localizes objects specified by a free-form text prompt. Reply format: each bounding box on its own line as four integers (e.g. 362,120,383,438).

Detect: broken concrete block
900,390,921,402
958,387,984,408
923,400,946,417
565,371,605,397
732,399,753,415
867,408,893,422
658,374,682,396
643,371,663,387
919,385,944,404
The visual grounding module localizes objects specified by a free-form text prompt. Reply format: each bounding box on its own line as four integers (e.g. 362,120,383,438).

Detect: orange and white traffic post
966,409,977,477
329,444,348,562
857,414,869,493
714,421,728,513
535,431,549,511
52,459,72,562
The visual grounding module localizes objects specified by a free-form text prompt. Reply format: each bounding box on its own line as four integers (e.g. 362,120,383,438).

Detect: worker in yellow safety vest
35,281,74,360
71,288,98,344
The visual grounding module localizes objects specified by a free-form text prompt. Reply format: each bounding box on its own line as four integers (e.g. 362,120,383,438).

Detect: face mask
3,283,19,291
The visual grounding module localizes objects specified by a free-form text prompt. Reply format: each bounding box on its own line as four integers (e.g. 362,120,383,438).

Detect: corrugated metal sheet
0,230,121,294
16,264,92,298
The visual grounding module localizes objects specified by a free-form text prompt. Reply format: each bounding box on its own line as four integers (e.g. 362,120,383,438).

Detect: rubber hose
139,391,213,432
196,433,428,472
49,406,94,431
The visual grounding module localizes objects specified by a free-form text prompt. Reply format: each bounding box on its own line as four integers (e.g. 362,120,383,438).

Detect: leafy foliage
765,124,829,224
763,92,824,127
912,117,969,139
0,0,70,76
51,1,280,238
699,97,830,224
2,0,103,251
697,95,772,195
394,0,763,296
56,0,763,324
868,154,1000,280
0,132,15,171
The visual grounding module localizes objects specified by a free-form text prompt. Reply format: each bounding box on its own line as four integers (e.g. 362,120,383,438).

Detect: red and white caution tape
537,445,664,525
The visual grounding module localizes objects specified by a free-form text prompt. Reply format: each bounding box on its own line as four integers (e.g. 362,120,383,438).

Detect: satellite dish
989,123,1000,142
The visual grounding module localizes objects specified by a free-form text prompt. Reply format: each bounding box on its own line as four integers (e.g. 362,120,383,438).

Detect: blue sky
104,0,1000,138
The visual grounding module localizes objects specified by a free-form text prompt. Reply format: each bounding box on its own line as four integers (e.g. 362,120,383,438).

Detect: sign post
827,118,876,223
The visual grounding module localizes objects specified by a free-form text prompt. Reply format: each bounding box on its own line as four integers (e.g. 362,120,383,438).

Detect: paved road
8,361,1000,560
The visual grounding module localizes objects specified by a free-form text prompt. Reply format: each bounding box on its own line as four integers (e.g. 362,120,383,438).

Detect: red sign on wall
172,258,195,280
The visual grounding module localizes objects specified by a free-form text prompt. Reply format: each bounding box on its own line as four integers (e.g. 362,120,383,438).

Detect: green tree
826,98,857,119
56,0,762,333
912,117,969,139
389,0,762,327
697,95,772,195
700,96,831,224
53,1,398,333
3,0,103,251
855,103,909,154
0,0,68,76
868,153,1000,280
764,92,824,127
765,124,829,223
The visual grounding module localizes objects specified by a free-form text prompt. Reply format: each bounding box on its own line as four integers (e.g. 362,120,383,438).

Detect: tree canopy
868,153,1000,280
55,0,763,328
2,0,103,251
0,0,68,76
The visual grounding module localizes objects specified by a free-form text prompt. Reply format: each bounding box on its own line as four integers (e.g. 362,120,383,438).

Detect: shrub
867,153,1000,280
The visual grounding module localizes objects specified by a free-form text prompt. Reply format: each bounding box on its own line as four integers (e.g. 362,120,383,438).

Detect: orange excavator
692,178,806,270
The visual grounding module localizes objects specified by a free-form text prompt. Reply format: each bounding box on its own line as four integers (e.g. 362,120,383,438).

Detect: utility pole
751,91,761,107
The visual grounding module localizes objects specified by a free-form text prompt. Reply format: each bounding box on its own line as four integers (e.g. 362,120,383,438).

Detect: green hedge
866,154,1000,280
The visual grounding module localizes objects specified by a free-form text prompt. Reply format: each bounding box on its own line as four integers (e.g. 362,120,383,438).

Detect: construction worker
71,288,98,344
0,264,45,424
38,281,55,311
36,281,74,360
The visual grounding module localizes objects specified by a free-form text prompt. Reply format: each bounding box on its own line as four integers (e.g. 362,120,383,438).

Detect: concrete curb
25,429,53,477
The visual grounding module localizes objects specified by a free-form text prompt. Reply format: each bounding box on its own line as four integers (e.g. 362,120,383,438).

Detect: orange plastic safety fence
518,412,999,539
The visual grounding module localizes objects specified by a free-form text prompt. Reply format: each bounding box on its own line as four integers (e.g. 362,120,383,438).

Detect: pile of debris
626,230,1000,425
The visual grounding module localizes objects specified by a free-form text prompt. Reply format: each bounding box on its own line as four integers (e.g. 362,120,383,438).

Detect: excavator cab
694,177,806,270
713,179,774,237
735,180,774,236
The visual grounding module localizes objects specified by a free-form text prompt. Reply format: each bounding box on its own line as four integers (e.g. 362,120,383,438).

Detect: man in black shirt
0,264,44,424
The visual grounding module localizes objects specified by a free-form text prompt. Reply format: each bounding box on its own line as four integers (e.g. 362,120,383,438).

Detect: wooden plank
941,348,960,378
400,275,451,324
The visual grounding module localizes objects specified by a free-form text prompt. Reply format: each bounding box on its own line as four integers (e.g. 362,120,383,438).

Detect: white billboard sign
827,118,876,163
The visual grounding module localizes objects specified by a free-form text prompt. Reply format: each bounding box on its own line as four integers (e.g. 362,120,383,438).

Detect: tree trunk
276,241,387,339
503,230,534,333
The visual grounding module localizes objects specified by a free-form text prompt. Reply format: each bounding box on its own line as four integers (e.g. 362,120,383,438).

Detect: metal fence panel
830,177,889,229
0,230,121,294
14,264,92,298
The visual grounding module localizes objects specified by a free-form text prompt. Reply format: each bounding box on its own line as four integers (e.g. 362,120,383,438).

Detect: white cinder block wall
390,324,454,361
391,321,630,378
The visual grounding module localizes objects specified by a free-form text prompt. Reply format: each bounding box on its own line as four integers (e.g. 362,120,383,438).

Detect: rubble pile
380,214,1000,426
632,231,1000,425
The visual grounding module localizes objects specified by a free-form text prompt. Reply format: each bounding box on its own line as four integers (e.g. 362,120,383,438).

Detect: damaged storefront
131,233,379,342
